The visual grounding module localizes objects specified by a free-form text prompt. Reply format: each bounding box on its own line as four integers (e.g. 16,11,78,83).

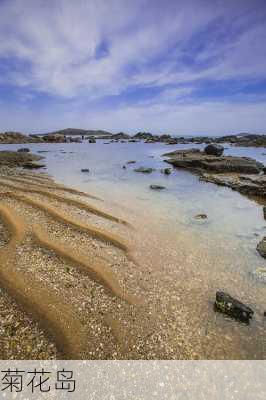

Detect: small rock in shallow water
263,206,266,220
150,185,166,190
81,168,90,173
214,291,254,323
126,160,136,164
256,237,266,258
161,168,172,175
122,165,126,169
134,167,154,173
17,148,30,153
194,214,207,219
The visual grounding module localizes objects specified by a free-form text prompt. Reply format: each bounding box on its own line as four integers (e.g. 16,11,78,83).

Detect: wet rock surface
214,291,254,323
134,167,154,173
163,148,265,200
256,237,266,258
150,185,166,190
0,151,44,168
164,148,263,174
204,144,224,156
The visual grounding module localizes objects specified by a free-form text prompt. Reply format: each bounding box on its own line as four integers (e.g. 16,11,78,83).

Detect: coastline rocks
112,132,130,140
133,132,153,140
214,291,254,323
134,167,154,173
0,151,44,168
201,173,266,198
164,149,264,174
150,185,165,190
256,237,266,258
43,133,67,143
204,144,224,156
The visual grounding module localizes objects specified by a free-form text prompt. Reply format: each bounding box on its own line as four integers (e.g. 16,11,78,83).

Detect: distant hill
39,128,113,136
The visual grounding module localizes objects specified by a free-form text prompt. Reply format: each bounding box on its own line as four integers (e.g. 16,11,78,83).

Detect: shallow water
1,140,265,358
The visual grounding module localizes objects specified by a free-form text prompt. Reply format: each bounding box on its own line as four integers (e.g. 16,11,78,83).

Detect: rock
0,151,44,168
126,160,136,164
22,163,46,169
17,148,30,152
42,133,67,143
214,291,254,323
164,149,263,174
256,237,266,258
81,169,90,173
204,144,224,156
122,165,126,169
263,206,266,220
161,168,171,175
89,138,96,143
150,185,166,190
134,167,154,173
194,214,207,219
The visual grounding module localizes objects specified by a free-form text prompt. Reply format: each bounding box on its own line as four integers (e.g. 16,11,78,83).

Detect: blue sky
0,0,266,135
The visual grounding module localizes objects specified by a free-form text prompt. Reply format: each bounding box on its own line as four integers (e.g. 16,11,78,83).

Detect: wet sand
0,167,265,359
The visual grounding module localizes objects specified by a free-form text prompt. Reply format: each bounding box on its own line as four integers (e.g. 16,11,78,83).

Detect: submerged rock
150,185,165,190
214,291,254,323
194,214,207,219
256,237,266,258
161,168,172,175
134,167,154,173
204,144,224,156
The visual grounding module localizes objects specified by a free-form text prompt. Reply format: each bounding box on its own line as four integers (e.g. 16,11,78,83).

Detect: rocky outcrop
112,132,130,140
0,151,44,169
164,149,263,174
163,148,265,200
200,173,266,198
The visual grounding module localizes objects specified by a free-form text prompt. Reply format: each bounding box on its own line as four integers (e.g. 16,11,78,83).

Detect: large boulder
204,144,224,156
214,291,254,323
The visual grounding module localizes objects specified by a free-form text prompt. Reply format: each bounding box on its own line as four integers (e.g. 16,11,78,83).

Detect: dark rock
122,165,126,169
263,206,266,220
204,144,224,156
256,237,266,258
88,138,96,143
161,168,171,175
22,163,45,169
194,214,207,219
134,167,154,173
214,291,254,323
81,169,90,173
126,160,136,164
150,185,166,190
17,148,30,153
